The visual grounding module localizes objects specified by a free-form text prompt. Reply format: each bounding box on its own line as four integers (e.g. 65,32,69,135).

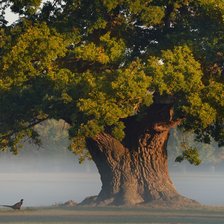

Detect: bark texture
81,104,199,207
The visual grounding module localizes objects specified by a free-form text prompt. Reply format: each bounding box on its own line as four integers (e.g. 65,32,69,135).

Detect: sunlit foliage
0,0,223,164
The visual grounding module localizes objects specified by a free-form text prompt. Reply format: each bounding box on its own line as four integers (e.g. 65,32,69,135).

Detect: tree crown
0,0,223,159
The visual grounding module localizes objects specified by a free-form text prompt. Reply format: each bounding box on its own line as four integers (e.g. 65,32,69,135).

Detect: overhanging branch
153,119,183,132
0,116,49,141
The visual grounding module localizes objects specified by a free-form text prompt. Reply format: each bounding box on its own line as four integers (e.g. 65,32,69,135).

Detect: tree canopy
0,0,224,161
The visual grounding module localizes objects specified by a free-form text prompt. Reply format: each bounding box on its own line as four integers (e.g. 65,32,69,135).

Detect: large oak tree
0,0,224,206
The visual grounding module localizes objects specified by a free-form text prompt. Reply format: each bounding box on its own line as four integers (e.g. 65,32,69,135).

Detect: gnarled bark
80,104,199,207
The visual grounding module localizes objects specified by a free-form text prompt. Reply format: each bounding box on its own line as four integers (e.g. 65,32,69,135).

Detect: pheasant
2,199,23,210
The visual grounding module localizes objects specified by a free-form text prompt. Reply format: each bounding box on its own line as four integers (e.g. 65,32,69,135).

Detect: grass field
1,206,224,224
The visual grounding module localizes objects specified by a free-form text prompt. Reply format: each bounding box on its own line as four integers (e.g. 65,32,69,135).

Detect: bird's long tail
1,205,13,208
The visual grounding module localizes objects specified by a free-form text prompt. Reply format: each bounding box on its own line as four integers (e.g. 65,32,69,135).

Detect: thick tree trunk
81,104,199,207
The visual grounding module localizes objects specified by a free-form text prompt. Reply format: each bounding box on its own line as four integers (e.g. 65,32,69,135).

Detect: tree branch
0,117,49,141
153,119,183,132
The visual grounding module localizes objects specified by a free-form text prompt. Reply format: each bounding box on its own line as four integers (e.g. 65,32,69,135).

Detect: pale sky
4,7,19,25
4,0,51,25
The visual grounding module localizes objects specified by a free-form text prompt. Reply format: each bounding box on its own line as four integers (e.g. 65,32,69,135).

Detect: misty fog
1,122,224,207
0,146,100,207
1,149,224,207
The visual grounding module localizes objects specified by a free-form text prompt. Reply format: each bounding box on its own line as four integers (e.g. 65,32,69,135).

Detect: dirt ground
0,206,224,224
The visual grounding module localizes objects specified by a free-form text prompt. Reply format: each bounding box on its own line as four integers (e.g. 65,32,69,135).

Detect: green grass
1,206,224,224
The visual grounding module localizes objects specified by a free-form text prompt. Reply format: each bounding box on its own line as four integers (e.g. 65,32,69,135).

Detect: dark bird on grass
2,199,23,210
